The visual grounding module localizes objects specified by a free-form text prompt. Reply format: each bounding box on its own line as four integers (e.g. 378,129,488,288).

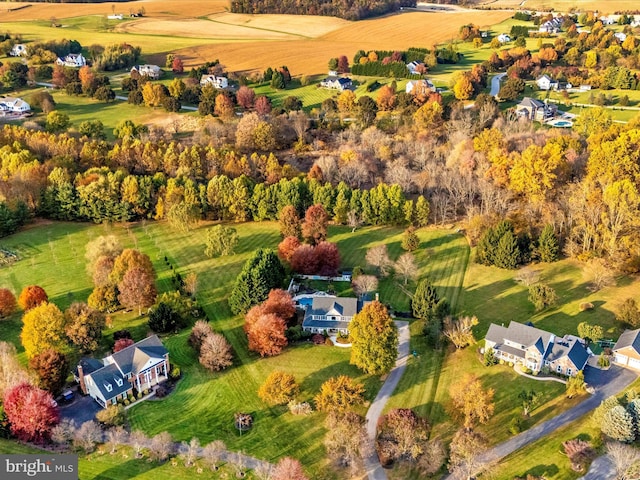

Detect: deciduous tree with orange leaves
18,285,48,311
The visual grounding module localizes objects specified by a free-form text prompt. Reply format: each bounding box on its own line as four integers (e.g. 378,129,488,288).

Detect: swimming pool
550,120,573,128
297,297,313,307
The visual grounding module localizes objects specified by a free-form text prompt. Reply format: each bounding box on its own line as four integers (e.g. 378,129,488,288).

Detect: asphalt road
363,320,410,480
490,73,507,97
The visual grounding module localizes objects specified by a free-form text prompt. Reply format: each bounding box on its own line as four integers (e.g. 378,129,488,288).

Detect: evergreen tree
411,278,440,320
401,226,420,252
349,301,398,375
602,406,636,443
414,196,430,227
537,224,559,262
271,71,286,90
493,230,521,269
229,249,285,315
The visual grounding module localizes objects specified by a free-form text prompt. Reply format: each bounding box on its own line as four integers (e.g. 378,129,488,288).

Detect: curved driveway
364,320,410,480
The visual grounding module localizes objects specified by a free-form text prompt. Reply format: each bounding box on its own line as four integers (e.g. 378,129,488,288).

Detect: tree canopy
349,300,398,375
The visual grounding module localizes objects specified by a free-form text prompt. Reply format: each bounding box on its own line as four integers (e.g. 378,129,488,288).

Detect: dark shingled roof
547,338,589,370
88,363,130,402
614,329,640,354
109,335,168,376
306,297,359,319
75,358,104,378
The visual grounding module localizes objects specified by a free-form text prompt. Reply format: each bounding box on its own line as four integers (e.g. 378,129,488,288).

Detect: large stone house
516,97,558,121
75,335,169,408
613,329,640,371
485,321,589,376
301,296,367,335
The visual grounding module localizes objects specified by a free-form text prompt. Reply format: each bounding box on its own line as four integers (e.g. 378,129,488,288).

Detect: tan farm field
169,10,512,75
0,0,228,21
478,0,640,13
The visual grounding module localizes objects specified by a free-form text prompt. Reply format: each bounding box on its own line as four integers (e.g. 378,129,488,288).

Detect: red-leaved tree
236,86,256,110
113,338,135,353
314,241,341,277
302,204,329,245
291,244,319,274
262,289,296,323
337,55,350,74
4,382,60,443
28,349,68,397
18,285,48,311
0,288,17,318
247,313,288,357
255,96,272,116
278,236,301,263
118,267,157,315
172,56,184,73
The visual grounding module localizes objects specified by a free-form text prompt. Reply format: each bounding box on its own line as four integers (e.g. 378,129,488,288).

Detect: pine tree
493,230,521,269
411,278,440,320
401,226,420,252
229,249,285,315
537,224,559,262
349,301,398,375
414,196,430,227
602,406,636,443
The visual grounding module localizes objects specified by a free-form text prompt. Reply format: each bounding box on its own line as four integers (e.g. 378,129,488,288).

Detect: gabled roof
547,337,588,370
88,363,130,401
109,335,168,376
308,297,359,318
75,357,104,377
614,329,640,354
518,97,545,109
503,321,553,349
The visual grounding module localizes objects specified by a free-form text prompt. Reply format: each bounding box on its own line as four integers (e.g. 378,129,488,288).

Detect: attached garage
629,358,640,370
613,329,640,371
614,354,629,366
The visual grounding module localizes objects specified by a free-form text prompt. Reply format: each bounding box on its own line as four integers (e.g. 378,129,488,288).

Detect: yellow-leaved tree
21,302,68,359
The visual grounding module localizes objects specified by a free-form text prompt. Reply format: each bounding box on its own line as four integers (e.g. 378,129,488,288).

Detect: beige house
613,329,640,370
485,321,589,377
131,64,162,80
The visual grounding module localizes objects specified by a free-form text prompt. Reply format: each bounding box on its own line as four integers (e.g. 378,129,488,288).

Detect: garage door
615,354,628,366
629,358,640,370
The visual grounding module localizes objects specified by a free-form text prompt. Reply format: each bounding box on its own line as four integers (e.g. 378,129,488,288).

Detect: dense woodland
230,0,416,20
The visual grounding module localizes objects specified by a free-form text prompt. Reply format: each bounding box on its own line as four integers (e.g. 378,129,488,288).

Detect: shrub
124,399,130,406
137,392,143,400
312,334,325,345
155,385,168,398
580,302,594,311
325,337,334,346
508,416,522,435
288,401,313,416
96,404,126,426
170,366,181,379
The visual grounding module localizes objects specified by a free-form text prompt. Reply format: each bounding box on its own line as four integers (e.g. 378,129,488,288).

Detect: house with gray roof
301,296,367,335
75,335,169,408
613,329,640,370
515,97,558,121
485,321,589,376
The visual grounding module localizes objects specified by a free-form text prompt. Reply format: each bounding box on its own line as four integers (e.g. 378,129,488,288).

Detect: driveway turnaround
364,320,410,480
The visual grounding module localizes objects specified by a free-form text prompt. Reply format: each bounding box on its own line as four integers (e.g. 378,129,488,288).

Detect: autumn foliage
0,288,17,318
272,457,309,480
4,382,60,443
18,285,48,311
113,338,135,352
29,349,69,397
288,241,341,276
301,204,329,245
258,371,300,405
277,236,301,263
246,313,288,357
21,302,67,360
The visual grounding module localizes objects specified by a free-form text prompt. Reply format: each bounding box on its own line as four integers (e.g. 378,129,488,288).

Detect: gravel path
363,320,410,480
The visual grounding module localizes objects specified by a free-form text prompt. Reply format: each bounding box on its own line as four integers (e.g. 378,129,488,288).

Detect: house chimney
77,364,87,395
375,293,379,302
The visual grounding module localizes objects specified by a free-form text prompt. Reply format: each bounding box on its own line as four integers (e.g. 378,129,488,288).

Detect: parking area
58,392,102,425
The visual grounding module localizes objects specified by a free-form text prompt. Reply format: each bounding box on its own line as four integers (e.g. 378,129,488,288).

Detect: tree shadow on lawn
50,287,93,310
518,463,560,479
420,232,462,250
89,457,161,480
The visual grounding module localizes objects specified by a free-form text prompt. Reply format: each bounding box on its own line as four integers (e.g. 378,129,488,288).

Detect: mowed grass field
0,220,469,478
478,0,639,13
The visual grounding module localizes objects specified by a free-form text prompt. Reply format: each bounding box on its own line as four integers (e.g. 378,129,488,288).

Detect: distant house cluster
200,74,229,89
56,53,86,68
0,97,31,115
485,321,589,377
301,296,368,335
131,64,162,80
319,75,352,91
75,335,169,408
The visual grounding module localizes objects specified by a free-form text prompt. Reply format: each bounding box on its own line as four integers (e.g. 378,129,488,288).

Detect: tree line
230,0,416,21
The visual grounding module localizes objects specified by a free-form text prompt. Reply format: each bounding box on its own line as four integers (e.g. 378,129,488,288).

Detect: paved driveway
58,393,102,425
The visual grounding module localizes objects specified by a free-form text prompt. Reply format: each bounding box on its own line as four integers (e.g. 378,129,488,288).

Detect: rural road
364,320,410,480
578,455,615,480
490,73,506,97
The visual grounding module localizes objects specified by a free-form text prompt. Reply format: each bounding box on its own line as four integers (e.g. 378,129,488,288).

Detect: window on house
567,368,573,376
104,383,112,392
556,365,562,373
115,377,123,387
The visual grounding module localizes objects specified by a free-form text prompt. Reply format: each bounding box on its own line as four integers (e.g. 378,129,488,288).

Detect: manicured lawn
0,438,42,453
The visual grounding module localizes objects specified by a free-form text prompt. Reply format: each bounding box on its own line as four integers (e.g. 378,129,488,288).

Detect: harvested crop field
116,13,349,40
173,10,512,75
0,0,228,21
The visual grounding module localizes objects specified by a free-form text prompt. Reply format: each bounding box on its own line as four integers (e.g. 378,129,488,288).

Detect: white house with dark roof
200,74,228,89
56,53,86,68
131,64,162,79
9,44,27,57
301,296,367,335
75,335,169,408
485,321,589,376
613,329,640,370
406,60,425,75
406,79,436,95
319,76,352,91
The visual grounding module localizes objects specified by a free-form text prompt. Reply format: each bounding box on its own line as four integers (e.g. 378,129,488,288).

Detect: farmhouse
200,74,229,89
75,335,169,408
9,44,27,57
614,32,627,42
515,97,557,121
406,60,425,75
539,17,563,34
406,79,436,95
56,53,86,68
485,321,589,376
613,329,640,370
497,33,511,43
536,74,572,91
301,296,367,335
319,75,352,91
0,97,31,114
131,64,162,79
